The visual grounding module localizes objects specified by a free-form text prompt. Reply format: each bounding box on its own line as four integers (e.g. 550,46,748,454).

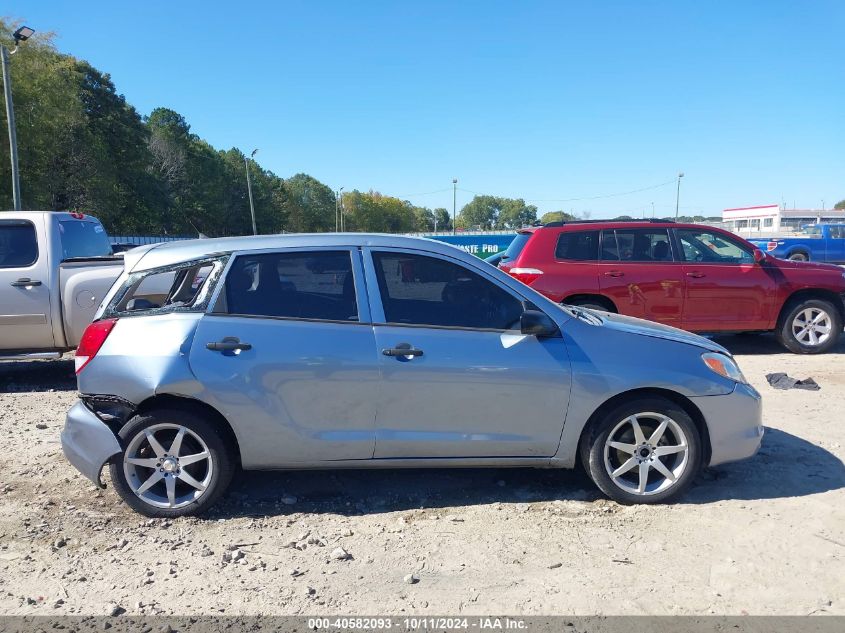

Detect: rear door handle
603,271,624,278
382,343,424,357
207,337,252,352
10,278,42,287
685,271,706,278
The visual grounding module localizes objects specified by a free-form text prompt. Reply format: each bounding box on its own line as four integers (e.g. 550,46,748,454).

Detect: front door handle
10,278,42,287
382,343,424,358
685,271,706,279
207,337,252,352
603,270,624,278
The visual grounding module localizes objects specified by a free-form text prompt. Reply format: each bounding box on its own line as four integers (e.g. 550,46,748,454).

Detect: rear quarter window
105,256,227,317
555,230,599,261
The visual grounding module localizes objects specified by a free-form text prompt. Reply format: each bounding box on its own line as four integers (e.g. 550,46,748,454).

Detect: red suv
499,219,845,354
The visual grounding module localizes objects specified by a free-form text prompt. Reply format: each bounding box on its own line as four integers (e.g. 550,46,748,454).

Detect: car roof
127,233,478,271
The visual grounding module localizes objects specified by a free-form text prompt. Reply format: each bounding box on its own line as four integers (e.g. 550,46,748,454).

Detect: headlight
702,352,747,384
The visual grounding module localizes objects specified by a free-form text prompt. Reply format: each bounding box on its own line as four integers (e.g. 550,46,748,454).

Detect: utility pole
452,178,458,234
244,149,258,235
674,172,684,219
1,26,34,211
335,187,344,232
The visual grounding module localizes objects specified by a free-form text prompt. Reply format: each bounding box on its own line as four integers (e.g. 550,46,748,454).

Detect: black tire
788,252,809,262
109,408,235,518
581,397,702,505
776,298,842,354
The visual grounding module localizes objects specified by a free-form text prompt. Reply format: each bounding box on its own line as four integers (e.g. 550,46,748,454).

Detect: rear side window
221,251,358,322
107,257,225,316
0,220,38,268
601,229,673,262
372,252,523,330
555,230,599,261
58,220,113,259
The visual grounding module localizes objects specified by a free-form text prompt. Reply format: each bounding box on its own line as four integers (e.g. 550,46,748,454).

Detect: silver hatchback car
61,234,763,517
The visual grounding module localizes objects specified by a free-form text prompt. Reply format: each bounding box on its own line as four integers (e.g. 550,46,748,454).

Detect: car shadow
209,427,844,518
0,358,77,392
710,332,845,356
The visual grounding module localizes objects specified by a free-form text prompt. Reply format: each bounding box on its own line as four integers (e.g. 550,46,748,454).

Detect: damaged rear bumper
60,400,122,488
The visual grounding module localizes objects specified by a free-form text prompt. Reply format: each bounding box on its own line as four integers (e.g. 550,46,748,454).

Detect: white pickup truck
0,211,124,360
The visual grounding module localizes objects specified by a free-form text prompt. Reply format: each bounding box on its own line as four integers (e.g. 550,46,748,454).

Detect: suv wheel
777,298,842,354
110,409,235,517
582,397,701,504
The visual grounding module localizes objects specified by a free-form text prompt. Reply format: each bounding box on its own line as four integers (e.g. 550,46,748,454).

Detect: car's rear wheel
565,299,613,312
776,298,842,354
583,397,702,504
110,409,234,518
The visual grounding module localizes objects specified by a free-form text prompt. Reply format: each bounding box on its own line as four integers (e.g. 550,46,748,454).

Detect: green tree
457,195,537,230
835,200,845,210
539,211,577,224
433,208,451,231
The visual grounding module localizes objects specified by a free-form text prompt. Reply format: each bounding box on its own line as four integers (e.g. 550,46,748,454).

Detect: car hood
578,309,730,354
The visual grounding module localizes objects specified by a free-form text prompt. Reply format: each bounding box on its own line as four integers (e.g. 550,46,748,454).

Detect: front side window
0,220,38,268
221,251,358,321
555,230,599,261
676,229,754,264
601,229,673,262
372,252,523,330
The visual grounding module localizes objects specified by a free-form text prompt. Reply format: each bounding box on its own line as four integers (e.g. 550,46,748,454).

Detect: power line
456,179,676,203
394,187,453,198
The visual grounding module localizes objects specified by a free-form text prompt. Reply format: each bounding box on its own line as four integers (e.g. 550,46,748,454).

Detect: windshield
58,220,113,259
500,232,532,263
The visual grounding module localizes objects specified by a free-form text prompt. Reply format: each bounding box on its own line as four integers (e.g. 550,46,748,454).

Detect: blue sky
6,1,844,217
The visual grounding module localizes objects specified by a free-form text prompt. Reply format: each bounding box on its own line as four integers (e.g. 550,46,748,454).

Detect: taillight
507,267,544,286
75,318,117,374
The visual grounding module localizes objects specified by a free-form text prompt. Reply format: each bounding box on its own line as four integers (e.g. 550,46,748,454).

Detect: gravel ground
0,335,843,616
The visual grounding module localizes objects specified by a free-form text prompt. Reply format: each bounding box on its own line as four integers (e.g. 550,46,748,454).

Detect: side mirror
753,248,765,263
520,309,560,338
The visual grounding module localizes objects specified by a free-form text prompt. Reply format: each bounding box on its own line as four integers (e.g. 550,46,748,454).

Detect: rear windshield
106,256,227,317
59,220,113,259
500,232,532,264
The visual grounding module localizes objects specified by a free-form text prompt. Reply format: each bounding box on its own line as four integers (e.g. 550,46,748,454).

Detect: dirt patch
0,335,843,615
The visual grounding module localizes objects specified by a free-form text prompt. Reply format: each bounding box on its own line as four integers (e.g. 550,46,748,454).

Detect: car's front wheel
583,397,702,504
109,409,235,517
776,298,842,354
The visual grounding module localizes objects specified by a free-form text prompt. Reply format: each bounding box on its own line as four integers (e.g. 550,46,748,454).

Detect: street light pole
1,26,34,211
335,187,344,232
244,148,258,235
452,178,457,234
674,172,684,219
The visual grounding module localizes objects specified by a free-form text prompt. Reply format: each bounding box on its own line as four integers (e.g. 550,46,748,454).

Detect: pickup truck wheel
788,252,808,261
777,299,842,354
110,409,235,518
583,397,701,504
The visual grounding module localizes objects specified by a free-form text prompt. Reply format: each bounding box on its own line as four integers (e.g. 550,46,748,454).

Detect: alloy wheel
791,308,832,347
123,423,214,509
603,412,689,496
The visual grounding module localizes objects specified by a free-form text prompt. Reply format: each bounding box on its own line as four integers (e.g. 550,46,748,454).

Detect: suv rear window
499,232,532,264
555,230,599,261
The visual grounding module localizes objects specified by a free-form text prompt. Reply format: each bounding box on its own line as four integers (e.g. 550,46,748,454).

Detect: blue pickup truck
748,224,845,263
